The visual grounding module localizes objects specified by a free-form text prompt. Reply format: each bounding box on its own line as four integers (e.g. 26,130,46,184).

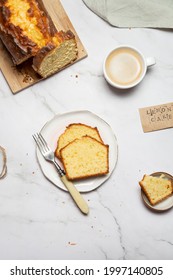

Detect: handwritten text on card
139,102,173,132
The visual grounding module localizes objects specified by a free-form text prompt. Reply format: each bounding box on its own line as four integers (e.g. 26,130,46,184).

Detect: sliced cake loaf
0,0,78,77
60,136,109,180
139,174,173,205
55,123,103,158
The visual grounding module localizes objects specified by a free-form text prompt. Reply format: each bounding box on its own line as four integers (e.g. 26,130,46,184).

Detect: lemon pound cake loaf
55,123,103,158
60,136,109,180
0,0,78,77
139,174,173,205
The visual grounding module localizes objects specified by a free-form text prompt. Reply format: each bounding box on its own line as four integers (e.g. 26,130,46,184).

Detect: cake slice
60,136,109,180
55,123,103,158
139,174,173,205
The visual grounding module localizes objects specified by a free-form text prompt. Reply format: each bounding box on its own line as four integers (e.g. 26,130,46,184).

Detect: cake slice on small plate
139,174,173,206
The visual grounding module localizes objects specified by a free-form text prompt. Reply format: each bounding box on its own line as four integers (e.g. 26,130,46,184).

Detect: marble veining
0,0,173,260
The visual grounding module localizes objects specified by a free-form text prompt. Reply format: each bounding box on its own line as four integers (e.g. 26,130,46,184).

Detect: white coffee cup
103,45,156,89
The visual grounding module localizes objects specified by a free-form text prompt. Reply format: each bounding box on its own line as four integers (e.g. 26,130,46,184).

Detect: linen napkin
0,146,7,179
83,0,173,28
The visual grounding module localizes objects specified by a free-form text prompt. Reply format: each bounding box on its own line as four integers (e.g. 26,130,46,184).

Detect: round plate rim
36,110,118,192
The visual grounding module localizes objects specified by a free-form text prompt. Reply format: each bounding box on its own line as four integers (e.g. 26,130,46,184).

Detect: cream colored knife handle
61,175,89,215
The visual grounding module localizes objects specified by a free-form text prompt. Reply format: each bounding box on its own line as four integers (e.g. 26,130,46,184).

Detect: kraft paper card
139,102,173,132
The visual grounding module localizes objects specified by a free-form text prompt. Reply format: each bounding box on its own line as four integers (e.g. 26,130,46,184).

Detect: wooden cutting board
0,0,87,94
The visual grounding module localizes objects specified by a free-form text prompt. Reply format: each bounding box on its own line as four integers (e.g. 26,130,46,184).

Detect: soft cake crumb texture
140,175,172,205
56,123,102,158
61,136,109,180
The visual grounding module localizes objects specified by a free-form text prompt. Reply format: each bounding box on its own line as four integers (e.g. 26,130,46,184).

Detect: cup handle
146,57,156,67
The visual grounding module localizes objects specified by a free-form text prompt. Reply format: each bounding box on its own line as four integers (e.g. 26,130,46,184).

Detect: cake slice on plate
60,135,109,180
55,123,103,158
139,174,172,205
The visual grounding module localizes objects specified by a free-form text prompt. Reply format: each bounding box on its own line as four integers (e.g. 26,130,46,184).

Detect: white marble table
0,0,173,260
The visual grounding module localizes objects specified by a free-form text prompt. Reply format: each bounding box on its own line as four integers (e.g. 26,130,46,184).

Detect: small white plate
36,110,118,192
141,172,173,212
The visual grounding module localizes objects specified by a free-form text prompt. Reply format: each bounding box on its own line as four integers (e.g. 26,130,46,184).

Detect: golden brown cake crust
0,0,77,72
0,0,58,63
0,29,32,64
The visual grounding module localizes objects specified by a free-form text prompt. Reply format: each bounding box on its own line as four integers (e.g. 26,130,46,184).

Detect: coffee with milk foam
105,47,144,86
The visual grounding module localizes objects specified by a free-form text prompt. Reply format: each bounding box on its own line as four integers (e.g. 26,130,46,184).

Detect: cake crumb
68,242,77,246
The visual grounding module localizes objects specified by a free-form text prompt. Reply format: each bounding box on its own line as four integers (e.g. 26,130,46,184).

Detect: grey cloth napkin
83,0,173,28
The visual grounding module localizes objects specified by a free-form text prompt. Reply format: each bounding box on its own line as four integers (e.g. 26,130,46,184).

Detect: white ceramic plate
141,172,173,212
36,110,118,192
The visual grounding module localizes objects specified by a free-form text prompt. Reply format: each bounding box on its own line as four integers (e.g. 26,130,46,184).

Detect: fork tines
33,133,49,153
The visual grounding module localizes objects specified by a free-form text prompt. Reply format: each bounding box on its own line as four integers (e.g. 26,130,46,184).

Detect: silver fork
33,133,89,215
